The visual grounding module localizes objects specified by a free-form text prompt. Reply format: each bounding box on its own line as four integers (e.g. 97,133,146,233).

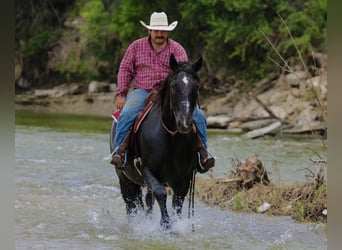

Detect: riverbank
15,65,327,140
195,155,327,227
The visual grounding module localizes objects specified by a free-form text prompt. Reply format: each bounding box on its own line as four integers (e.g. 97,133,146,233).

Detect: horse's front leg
143,167,170,229
117,172,144,216
172,194,185,218
145,189,154,216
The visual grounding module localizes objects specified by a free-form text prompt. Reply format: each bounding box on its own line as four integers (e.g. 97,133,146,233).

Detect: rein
160,70,199,136
188,169,197,232
160,84,179,136
161,118,178,136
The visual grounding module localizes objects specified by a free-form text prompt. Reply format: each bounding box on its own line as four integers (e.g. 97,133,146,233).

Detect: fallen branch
249,93,289,125
219,177,243,183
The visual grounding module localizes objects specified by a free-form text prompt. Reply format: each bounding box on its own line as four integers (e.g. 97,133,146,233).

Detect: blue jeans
114,89,208,149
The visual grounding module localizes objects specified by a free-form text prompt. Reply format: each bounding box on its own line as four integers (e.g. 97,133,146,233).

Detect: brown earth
195,155,327,226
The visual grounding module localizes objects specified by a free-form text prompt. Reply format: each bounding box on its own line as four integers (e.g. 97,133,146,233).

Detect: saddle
111,90,158,132
112,101,154,133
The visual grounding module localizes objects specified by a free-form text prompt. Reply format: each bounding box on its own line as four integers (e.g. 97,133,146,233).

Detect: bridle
160,70,198,136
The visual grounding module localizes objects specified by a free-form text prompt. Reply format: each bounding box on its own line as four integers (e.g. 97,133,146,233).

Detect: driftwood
249,93,289,125
242,121,282,139
229,155,270,190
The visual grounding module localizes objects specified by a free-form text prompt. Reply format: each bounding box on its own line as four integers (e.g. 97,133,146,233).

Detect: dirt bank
195,155,327,226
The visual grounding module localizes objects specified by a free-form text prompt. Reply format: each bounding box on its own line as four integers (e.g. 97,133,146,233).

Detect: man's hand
116,96,126,110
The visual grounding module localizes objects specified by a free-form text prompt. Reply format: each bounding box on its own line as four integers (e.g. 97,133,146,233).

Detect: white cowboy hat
140,12,178,31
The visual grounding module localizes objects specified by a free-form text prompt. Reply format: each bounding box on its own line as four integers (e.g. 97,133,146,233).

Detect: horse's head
167,54,202,134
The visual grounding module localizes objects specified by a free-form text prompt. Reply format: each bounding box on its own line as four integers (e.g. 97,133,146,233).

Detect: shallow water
15,124,327,249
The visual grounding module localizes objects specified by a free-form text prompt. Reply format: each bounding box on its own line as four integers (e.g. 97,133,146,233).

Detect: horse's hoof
160,219,172,230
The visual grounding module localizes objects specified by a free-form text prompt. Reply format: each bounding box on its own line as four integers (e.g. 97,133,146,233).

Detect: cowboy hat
140,12,178,31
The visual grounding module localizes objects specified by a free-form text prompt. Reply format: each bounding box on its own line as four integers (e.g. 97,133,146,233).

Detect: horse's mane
158,61,200,105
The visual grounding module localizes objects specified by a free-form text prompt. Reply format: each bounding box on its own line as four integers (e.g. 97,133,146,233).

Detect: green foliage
57,47,99,81
232,193,248,211
24,30,53,57
16,1,62,59
15,0,327,86
293,202,305,221
179,0,326,80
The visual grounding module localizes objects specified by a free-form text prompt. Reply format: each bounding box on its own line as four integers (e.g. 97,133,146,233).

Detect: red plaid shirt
116,36,188,97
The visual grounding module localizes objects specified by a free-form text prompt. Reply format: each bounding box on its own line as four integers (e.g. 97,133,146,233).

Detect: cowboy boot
111,132,131,170
196,135,215,173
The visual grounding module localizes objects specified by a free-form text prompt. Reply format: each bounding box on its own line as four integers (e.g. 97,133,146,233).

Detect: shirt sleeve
116,42,136,97
172,41,188,62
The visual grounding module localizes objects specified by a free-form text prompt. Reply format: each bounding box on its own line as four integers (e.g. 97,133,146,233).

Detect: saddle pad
112,109,121,122
133,101,154,133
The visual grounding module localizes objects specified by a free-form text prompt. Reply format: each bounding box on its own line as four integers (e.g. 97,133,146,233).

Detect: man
111,11,215,173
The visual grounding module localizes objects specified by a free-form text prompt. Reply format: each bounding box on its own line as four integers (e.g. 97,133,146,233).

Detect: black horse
110,54,202,229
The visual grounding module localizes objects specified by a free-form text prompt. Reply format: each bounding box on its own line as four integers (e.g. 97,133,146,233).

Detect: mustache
156,36,165,39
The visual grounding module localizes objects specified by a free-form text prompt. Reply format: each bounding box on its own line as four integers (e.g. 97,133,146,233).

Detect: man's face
149,30,169,45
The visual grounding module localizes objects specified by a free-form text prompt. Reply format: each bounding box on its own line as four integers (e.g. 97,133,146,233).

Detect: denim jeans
114,88,208,149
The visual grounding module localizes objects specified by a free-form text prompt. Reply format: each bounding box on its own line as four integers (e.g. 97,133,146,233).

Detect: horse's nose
178,119,192,133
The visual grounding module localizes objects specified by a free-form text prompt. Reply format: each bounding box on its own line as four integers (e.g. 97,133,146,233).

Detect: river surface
15,112,327,249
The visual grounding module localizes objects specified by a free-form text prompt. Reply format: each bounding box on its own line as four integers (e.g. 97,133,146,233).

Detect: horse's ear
170,54,179,71
192,56,203,72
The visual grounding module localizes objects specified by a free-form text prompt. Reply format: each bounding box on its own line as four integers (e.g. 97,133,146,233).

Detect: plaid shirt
116,36,188,97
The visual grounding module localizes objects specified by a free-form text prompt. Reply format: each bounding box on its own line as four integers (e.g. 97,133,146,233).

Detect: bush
179,0,327,81
15,0,327,86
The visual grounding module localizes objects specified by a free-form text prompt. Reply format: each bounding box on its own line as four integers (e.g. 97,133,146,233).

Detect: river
15,111,327,249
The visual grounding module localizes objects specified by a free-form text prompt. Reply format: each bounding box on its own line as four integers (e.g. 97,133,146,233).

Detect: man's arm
171,39,188,62
116,43,136,98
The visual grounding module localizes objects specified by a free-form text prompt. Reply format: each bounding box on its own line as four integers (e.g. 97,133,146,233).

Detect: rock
64,16,86,28
226,128,243,134
240,119,278,131
34,89,66,98
242,121,282,139
205,90,238,115
33,83,85,98
88,81,111,93
15,51,23,81
282,122,326,136
109,83,117,92
228,121,241,128
268,106,287,120
285,71,308,88
297,106,319,127
257,202,271,213
322,209,327,216
207,115,231,128
16,78,31,89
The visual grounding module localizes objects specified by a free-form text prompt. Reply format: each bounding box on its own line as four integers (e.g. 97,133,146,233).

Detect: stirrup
197,152,206,171
111,147,127,169
197,151,215,173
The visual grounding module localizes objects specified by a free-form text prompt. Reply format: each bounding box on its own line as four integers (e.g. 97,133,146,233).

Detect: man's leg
192,107,215,173
111,89,149,169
